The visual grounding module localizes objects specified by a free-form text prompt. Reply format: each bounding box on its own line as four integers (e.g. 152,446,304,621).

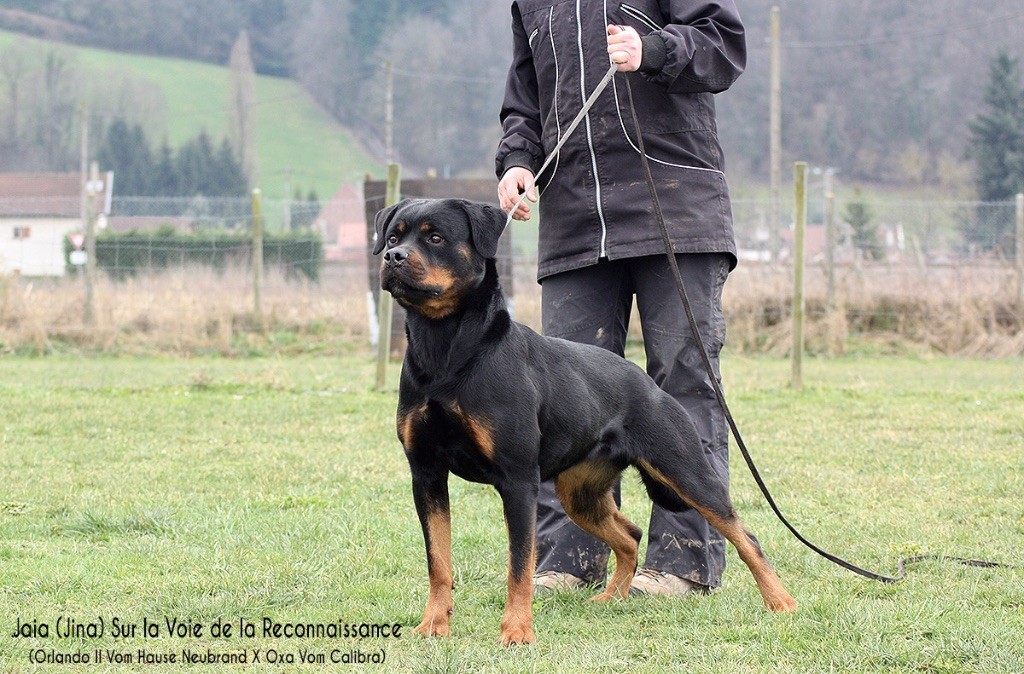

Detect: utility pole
385,60,394,165
769,6,782,266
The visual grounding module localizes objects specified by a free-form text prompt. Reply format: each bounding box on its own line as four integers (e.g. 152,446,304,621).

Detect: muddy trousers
537,253,732,588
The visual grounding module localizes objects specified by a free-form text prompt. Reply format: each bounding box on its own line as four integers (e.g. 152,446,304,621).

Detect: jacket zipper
576,0,608,257
619,3,662,32
546,8,561,185
528,27,539,47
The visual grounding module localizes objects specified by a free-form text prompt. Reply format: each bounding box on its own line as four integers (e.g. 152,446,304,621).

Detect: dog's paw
588,590,619,603
764,591,798,613
498,623,536,647
413,611,452,638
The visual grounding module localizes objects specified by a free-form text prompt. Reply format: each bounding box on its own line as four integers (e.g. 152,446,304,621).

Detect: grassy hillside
0,29,381,200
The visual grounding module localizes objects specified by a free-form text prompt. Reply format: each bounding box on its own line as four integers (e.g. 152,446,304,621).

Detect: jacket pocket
616,76,715,135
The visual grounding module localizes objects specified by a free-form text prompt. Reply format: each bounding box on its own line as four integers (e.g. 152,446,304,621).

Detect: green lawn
0,29,380,200
1,354,1022,672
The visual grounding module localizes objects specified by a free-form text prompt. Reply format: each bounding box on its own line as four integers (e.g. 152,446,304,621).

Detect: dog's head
373,198,506,320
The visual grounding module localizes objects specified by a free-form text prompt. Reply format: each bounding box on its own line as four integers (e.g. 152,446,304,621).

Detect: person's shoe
533,570,587,594
629,568,710,597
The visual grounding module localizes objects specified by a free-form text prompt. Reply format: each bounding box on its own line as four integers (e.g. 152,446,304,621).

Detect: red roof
0,172,108,217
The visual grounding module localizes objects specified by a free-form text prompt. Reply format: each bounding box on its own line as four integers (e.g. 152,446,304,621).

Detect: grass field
1,353,1022,672
0,29,380,199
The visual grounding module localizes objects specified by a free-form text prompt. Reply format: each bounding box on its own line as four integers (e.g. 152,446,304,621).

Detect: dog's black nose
384,247,409,265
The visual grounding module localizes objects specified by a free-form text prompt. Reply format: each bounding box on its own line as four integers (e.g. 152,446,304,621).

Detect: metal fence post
792,162,807,391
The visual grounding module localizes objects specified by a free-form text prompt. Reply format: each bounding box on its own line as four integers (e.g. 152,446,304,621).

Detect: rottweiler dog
373,198,796,646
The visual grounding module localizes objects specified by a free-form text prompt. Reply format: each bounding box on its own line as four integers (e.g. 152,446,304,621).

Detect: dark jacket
496,0,746,279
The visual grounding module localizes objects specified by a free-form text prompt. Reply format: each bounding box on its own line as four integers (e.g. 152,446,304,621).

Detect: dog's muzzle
383,246,410,267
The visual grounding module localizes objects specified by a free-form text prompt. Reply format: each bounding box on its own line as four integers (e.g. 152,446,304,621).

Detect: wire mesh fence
0,192,1021,357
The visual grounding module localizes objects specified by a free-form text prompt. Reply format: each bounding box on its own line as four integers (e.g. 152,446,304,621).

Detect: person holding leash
496,1,746,597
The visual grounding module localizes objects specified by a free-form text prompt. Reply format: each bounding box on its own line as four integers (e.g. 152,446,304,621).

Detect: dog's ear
372,200,405,255
453,199,506,259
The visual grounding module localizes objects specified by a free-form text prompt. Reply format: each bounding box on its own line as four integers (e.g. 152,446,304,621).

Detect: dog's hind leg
635,456,797,612
555,461,643,602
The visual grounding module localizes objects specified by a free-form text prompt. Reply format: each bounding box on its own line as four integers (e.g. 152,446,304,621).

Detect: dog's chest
401,398,498,483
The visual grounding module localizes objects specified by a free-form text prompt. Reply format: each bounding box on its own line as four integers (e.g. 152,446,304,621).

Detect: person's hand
498,166,537,221
607,24,642,72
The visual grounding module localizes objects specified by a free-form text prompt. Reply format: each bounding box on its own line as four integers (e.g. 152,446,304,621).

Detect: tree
967,50,1024,251
215,138,248,196
153,140,178,196
97,119,154,195
291,0,353,122
842,190,883,261
969,50,1024,201
0,39,29,147
228,29,258,182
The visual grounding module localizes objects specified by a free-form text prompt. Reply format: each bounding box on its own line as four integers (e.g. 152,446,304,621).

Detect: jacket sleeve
640,0,746,94
495,3,544,179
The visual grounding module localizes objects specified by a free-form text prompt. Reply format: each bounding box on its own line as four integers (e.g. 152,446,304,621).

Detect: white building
0,173,110,277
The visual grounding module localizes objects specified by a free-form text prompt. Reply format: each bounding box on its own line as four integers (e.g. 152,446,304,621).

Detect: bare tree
291,0,353,122
0,40,29,147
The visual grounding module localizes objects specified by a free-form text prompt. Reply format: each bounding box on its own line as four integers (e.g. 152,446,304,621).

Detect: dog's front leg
410,464,454,638
496,476,539,646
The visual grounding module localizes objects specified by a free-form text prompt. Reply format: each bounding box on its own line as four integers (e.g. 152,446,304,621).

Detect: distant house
317,182,368,262
0,172,111,276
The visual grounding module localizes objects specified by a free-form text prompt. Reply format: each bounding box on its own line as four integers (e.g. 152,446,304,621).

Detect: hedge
65,228,323,281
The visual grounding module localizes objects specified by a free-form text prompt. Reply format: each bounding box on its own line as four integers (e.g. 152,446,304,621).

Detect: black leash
622,76,1017,583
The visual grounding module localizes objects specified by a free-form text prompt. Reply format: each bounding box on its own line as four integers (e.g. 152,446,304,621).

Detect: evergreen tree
967,50,1024,251
153,140,178,196
969,50,1024,202
97,118,154,195
842,190,884,261
215,138,248,196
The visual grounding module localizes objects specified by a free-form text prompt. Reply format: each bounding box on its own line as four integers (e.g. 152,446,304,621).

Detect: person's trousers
536,253,732,588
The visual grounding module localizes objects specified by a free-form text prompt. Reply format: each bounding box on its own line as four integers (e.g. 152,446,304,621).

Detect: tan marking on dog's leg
635,459,797,612
414,510,455,637
499,537,536,646
555,463,640,602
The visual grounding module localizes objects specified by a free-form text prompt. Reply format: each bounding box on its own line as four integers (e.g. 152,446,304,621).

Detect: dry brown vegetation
1,260,1021,357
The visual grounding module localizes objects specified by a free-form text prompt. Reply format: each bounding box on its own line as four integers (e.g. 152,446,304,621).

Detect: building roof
0,172,109,218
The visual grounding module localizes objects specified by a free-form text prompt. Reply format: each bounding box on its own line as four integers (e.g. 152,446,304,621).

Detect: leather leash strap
504,64,619,230
620,76,1016,583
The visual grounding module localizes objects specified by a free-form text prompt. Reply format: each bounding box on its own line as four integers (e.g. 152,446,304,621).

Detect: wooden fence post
375,163,402,392
251,188,263,322
792,162,807,391
825,188,836,310
1016,192,1024,317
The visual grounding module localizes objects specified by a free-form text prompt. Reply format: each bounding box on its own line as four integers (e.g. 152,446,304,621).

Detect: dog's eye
427,233,444,245
387,234,398,245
